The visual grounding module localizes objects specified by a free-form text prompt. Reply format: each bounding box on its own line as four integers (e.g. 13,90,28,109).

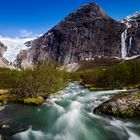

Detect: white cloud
19,29,34,38
19,29,42,38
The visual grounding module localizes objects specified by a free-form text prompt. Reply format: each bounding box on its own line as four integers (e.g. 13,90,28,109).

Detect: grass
0,93,18,104
23,97,44,105
83,84,114,91
0,89,9,95
0,89,45,105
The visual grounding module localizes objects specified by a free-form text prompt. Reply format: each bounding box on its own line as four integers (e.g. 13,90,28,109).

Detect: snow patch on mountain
122,10,140,22
0,36,36,62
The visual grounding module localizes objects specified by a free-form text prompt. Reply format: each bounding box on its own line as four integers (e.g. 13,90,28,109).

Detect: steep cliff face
0,41,9,68
15,3,140,69
0,42,7,57
15,3,126,68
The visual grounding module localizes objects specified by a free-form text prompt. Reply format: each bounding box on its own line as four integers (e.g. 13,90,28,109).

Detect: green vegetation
70,59,140,89
0,59,140,105
0,68,20,89
23,97,44,105
0,89,9,95
0,62,68,105
11,62,68,98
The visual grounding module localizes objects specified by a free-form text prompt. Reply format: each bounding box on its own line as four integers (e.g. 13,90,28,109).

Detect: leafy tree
11,62,68,98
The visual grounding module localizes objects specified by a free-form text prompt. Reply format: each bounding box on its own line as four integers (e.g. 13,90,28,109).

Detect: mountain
0,41,7,57
0,41,9,68
15,3,140,69
121,11,140,57
0,36,36,62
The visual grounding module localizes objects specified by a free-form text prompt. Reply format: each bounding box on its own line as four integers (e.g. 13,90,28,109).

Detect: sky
0,0,140,37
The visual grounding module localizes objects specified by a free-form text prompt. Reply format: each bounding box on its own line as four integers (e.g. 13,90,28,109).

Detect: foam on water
14,128,44,140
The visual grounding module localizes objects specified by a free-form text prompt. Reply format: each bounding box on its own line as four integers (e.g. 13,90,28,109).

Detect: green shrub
69,72,81,81
11,62,68,98
78,59,140,88
0,68,20,89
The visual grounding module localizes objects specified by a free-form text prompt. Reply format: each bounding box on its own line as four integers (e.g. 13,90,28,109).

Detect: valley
0,2,140,140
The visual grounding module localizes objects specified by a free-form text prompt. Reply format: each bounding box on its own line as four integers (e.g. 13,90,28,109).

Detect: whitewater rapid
0,83,140,140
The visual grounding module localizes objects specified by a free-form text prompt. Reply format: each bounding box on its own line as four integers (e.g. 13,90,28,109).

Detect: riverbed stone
0,106,5,112
0,122,29,137
0,135,4,140
94,92,140,118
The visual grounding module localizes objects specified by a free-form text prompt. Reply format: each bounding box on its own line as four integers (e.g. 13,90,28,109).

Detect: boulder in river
94,92,140,118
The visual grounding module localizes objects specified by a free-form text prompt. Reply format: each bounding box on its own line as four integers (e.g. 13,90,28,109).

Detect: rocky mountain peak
124,11,140,21
63,3,108,22
15,3,136,69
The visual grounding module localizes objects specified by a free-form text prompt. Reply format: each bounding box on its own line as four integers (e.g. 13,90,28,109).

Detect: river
0,83,140,140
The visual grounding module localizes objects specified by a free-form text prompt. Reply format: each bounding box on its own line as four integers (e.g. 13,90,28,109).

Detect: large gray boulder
94,92,140,118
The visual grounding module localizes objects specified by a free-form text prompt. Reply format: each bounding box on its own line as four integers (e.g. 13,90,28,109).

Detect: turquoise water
0,83,140,140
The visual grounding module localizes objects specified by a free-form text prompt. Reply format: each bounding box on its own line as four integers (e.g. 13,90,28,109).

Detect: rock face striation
15,3,140,68
0,42,7,58
0,42,9,68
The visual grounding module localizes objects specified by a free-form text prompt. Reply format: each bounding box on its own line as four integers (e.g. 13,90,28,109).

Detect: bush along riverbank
1,58,140,107
70,59,140,90
0,62,68,105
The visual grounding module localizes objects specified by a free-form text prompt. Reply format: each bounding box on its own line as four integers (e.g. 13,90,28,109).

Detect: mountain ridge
11,3,140,69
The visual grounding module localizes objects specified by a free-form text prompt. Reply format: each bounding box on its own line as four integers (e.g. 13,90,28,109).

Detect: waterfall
128,37,132,53
121,22,131,58
121,29,128,58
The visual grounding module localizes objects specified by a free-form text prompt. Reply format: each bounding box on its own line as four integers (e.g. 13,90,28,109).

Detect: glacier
0,36,35,62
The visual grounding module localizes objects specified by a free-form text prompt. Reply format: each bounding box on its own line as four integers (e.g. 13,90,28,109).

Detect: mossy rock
0,89,9,95
23,97,44,105
94,92,140,118
0,94,18,104
0,93,45,105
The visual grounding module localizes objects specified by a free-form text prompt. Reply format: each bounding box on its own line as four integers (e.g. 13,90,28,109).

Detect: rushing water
0,83,140,140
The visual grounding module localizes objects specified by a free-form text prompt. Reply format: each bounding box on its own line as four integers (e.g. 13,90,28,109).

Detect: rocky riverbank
0,89,45,106
94,91,140,118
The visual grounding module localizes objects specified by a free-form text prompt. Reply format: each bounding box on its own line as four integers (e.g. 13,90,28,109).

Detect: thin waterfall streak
128,37,132,53
121,22,131,58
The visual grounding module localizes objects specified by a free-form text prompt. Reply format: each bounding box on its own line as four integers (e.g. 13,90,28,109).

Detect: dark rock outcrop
15,3,126,68
0,42,9,68
94,92,140,118
0,122,30,139
0,42,7,58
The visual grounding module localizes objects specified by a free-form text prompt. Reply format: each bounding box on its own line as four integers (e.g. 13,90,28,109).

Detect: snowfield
0,36,36,62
